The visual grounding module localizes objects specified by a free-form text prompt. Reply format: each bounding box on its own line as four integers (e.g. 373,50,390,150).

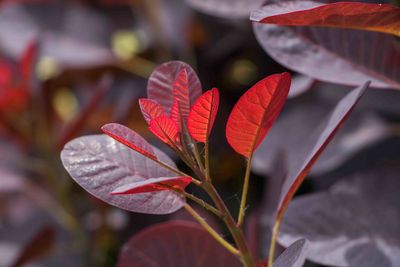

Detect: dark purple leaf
60,135,185,214
253,87,389,177
279,167,400,267
117,221,242,267
288,74,315,98
147,61,202,113
186,0,264,19
273,239,308,267
11,226,55,267
276,82,368,219
252,1,400,89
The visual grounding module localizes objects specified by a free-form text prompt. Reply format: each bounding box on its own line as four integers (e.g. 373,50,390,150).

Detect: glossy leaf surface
149,115,179,147
279,168,400,267
147,61,202,113
251,1,400,37
117,221,242,267
226,73,291,157
188,88,219,143
253,1,400,89
61,135,185,214
273,239,308,267
101,123,157,161
276,82,368,218
111,176,192,195
138,99,166,125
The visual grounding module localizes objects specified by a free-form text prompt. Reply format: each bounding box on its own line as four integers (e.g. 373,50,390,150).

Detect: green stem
268,218,282,267
203,183,256,267
184,203,240,256
237,155,253,227
205,140,211,182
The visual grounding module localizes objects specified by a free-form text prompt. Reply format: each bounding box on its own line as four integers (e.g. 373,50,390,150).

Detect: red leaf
172,68,191,121
188,88,219,143
19,41,37,83
226,73,291,158
117,221,242,267
170,99,182,130
149,115,179,147
147,61,202,113
138,98,167,125
277,82,369,220
101,123,157,160
251,1,400,37
111,176,192,195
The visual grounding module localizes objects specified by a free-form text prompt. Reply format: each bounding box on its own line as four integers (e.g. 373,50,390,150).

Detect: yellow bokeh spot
53,88,79,122
231,59,257,86
112,30,141,60
37,56,61,81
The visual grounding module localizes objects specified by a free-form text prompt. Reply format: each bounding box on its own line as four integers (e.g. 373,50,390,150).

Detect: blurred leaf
276,82,368,219
11,226,55,267
279,167,400,267
226,73,291,158
288,74,315,98
253,1,400,89
273,239,308,267
188,88,219,143
186,0,264,19
117,221,242,267
251,1,400,37
253,89,390,177
61,134,185,214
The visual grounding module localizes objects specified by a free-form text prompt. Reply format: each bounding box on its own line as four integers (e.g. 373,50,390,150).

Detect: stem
205,140,211,182
268,218,282,267
184,203,240,257
237,155,253,227
203,183,255,267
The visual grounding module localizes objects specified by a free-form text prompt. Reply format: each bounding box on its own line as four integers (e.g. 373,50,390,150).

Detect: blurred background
0,0,399,266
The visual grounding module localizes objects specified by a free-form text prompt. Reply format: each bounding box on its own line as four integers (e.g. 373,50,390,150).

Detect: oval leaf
172,68,191,122
138,99,167,125
149,115,179,147
279,167,400,267
111,176,192,195
252,1,400,89
117,221,242,267
251,1,400,37
226,73,291,158
147,61,202,113
101,123,157,161
277,82,369,219
188,88,219,143
273,239,308,267
61,134,185,214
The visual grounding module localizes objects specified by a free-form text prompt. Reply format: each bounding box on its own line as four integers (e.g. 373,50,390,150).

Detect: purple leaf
273,239,308,267
117,221,242,267
147,61,202,113
288,74,315,98
60,135,185,214
252,1,400,89
276,82,368,220
253,87,389,177
186,0,264,19
279,167,400,267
